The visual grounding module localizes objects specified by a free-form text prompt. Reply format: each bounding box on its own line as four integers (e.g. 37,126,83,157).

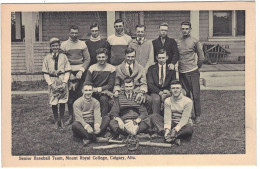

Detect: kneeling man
72,82,110,146
108,77,151,138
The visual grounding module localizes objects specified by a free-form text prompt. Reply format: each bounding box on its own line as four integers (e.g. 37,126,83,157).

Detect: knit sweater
60,38,90,72
164,94,193,132
73,97,102,127
128,38,154,72
106,33,132,65
114,61,147,93
177,35,205,73
85,38,106,66
84,63,116,91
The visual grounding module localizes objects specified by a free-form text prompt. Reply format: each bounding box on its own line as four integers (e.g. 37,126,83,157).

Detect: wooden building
11,10,245,77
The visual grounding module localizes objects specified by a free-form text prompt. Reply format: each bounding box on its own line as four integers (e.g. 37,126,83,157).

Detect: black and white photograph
2,1,256,167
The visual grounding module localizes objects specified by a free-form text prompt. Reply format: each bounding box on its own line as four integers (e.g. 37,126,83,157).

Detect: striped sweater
84,63,116,91
73,97,101,127
164,94,193,132
60,38,90,72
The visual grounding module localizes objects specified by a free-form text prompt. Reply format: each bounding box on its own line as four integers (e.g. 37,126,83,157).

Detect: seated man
114,48,152,114
108,77,151,138
150,80,193,145
84,48,116,117
72,82,110,146
147,49,176,115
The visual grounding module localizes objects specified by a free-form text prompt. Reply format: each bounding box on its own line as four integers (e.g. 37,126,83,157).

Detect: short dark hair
170,80,182,86
159,22,169,28
69,25,79,31
114,19,124,25
83,81,93,88
181,21,191,28
96,48,107,56
90,23,99,30
125,48,136,55
135,24,146,30
123,76,134,84
157,49,167,56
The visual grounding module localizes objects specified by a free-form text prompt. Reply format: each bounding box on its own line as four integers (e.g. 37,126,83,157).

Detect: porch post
107,11,115,37
190,10,200,40
23,12,37,73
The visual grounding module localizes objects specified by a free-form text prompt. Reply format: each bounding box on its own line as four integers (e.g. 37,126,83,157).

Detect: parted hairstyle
181,21,192,28
114,19,124,25
123,76,134,84
96,48,108,56
69,25,79,31
125,48,136,55
83,82,93,88
157,49,167,56
170,80,182,86
90,23,99,30
135,24,146,30
159,22,169,28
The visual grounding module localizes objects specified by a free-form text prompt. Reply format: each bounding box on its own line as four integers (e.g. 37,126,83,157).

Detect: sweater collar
90,35,101,42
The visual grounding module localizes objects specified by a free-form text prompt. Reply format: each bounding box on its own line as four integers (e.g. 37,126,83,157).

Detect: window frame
208,10,245,42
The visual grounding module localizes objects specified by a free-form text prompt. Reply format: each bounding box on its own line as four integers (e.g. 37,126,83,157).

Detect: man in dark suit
147,49,176,115
152,22,179,71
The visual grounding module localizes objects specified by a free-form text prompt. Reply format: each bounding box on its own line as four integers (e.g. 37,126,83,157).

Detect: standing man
108,77,151,138
129,25,154,72
85,23,106,66
152,22,179,70
177,21,205,124
105,19,132,66
61,25,91,126
72,82,110,146
147,49,176,115
113,48,152,114
149,80,194,145
84,48,116,117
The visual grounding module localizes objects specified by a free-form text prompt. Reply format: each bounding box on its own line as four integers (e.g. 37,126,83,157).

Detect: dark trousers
150,113,193,139
145,94,153,115
109,119,149,137
179,69,201,117
92,94,113,117
72,116,110,140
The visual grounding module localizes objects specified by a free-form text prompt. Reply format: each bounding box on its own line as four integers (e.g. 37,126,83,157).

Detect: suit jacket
114,60,147,93
147,63,176,94
152,36,179,65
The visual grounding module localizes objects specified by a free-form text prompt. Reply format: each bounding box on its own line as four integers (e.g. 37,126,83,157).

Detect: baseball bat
93,144,126,150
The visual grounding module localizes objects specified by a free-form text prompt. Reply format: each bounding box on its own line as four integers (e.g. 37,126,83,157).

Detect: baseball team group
42,18,205,146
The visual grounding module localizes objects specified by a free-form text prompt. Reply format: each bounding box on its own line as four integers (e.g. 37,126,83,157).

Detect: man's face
181,25,191,36
114,22,124,34
170,84,182,97
82,85,93,100
136,27,145,38
125,51,136,65
91,26,100,38
50,42,60,54
159,26,168,38
70,29,79,41
157,53,168,65
124,82,134,94
96,53,107,65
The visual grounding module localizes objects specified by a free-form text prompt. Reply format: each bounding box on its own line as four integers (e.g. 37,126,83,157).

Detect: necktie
54,53,58,70
160,65,164,86
129,65,133,76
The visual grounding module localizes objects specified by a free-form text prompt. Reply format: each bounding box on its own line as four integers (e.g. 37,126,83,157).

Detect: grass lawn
11,90,245,155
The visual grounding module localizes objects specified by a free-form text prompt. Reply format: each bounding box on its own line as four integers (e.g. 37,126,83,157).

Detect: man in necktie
114,48,153,114
147,49,176,116
108,77,151,138
129,25,154,72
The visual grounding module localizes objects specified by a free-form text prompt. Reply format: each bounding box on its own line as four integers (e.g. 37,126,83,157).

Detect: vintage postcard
1,1,256,167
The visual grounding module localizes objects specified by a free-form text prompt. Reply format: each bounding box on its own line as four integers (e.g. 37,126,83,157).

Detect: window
209,10,245,40
11,12,25,42
213,11,232,36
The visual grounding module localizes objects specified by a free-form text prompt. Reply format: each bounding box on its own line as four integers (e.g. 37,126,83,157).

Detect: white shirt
125,63,134,75
158,64,166,85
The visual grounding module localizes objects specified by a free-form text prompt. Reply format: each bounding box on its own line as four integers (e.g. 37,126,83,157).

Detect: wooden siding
144,11,190,40
199,11,209,41
42,12,107,41
11,42,26,73
33,42,50,73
